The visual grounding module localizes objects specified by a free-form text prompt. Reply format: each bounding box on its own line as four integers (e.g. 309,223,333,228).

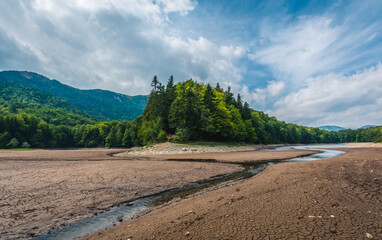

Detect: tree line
0,76,381,148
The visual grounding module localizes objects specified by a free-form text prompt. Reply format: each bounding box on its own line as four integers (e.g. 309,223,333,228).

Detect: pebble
185,231,190,236
366,233,373,239
330,215,335,218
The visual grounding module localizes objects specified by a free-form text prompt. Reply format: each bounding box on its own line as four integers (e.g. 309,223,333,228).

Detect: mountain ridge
318,125,346,131
0,71,148,121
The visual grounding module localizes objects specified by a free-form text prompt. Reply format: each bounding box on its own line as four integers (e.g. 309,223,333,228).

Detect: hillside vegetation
0,80,96,126
0,71,147,121
0,75,381,149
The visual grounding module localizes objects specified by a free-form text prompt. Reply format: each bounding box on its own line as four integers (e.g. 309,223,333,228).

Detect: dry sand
0,149,241,239
0,147,317,239
117,142,319,163
83,147,382,240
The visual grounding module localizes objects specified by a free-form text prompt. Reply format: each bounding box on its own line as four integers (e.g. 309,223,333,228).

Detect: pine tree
216,82,222,92
202,84,216,112
236,94,243,115
242,101,251,120
151,75,159,91
224,86,236,106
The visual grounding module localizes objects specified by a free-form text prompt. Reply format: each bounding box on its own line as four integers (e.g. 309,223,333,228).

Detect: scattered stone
185,231,190,236
366,233,373,239
330,215,335,218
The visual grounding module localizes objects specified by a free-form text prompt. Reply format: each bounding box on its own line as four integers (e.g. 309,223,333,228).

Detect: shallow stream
34,144,346,240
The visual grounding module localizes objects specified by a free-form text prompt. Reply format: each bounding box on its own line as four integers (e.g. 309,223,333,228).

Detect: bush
21,142,31,148
173,127,192,143
374,135,382,143
157,130,167,143
7,138,19,148
86,141,99,148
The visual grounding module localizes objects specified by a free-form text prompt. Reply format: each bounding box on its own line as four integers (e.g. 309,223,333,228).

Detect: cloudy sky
0,0,382,128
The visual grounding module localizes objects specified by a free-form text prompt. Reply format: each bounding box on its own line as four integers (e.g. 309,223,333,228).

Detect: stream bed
34,144,346,240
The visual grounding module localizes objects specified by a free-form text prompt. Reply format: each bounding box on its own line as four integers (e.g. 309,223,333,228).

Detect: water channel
34,144,346,240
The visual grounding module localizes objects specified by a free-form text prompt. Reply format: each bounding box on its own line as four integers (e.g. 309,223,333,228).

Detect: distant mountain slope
0,71,147,121
318,125,346,131
360,125,376,129
0,80,96,125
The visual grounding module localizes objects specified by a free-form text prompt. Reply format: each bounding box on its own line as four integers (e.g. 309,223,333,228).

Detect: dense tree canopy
0,76,381,149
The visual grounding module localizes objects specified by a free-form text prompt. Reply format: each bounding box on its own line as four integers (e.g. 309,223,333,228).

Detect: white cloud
238,81,285,107
250,15,380,85
251,16,341,83
0,0,245,95
269,64,382,128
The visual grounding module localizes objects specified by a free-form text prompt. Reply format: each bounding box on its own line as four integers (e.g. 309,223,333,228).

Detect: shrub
157,130,167,143
374,135,382,143
21,142,31,148
173,127,191,143
7,138,19,148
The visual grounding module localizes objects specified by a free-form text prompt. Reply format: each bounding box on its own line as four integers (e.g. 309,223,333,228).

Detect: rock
185,231,190,236
366,233,373,239
330,215,335,218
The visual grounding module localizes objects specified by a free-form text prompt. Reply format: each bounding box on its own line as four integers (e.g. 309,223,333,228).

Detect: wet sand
83,147,382,240
0,148,316,239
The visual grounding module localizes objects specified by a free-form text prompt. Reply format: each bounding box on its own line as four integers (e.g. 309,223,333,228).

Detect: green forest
0,71,147,121
0,76,382,149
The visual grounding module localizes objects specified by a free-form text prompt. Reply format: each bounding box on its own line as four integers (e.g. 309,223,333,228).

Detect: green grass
0,148,36,151
183,141,249,147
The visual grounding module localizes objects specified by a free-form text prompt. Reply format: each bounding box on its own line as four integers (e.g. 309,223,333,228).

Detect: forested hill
138,77,339,144
0,75,381,149
0,79,96,126
0,71,147,121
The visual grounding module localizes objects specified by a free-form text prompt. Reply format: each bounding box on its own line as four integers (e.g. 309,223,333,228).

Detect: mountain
318,125,346,131
0,71,147,121
0,79,97,126
360,125,376,129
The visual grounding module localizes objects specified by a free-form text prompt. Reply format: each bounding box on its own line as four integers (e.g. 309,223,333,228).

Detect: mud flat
0,149,242,239
83,147,382,240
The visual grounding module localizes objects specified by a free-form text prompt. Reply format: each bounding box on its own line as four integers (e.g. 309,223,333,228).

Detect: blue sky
0,0,382,128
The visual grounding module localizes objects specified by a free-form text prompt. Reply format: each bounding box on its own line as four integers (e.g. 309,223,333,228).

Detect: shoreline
0,146,318,239
82,146,382,240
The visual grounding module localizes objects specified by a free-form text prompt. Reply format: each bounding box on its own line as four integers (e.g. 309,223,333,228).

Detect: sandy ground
345,142,382,148
118,142,289,156
83,147,382,240
0,149,242,240
117,142,319,163
0,147,317,240
147,150,319,163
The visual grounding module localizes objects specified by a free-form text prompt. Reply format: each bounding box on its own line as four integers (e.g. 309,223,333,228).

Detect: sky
0,0,382,128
